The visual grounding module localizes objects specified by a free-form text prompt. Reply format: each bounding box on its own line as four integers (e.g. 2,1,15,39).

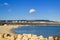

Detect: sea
13,25,60,37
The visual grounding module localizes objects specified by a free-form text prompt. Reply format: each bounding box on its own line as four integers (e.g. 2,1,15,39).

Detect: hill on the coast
0,20,54,22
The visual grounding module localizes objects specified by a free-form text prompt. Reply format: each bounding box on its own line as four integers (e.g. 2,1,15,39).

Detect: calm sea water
13,26,60,37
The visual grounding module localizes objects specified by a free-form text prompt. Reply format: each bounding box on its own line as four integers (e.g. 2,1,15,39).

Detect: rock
4,33,14,40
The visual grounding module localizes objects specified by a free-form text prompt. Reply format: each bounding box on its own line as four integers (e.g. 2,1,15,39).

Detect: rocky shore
0,25,60,40
0,33,60,40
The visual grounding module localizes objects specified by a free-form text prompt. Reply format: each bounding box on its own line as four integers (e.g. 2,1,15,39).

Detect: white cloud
29,9,36,14
4,2,8,6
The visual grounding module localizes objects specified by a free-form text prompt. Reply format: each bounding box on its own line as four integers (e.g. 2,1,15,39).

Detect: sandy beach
0,24,20,34
0,25,19,40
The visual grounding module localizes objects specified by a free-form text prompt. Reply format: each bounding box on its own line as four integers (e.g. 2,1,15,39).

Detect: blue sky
0,0,60,21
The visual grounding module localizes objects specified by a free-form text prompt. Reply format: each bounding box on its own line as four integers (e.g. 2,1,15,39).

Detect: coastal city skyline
0,0,60,21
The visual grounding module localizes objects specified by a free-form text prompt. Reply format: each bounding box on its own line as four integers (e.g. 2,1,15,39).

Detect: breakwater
0,33,60,40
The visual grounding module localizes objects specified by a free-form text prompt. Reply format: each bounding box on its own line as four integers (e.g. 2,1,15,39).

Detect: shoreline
0,25,60,40
0,25,60,34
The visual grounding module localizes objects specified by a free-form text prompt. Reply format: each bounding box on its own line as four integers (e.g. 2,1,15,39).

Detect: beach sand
0,24,20,34
0,25,20,40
